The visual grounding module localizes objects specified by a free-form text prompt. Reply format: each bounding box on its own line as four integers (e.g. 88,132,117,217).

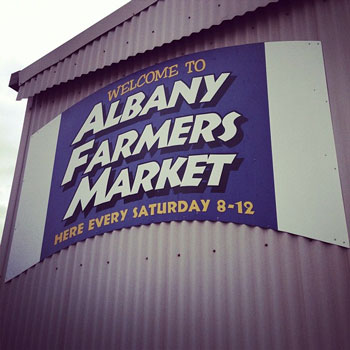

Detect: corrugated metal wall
16,0,278,99
1,222,350,350
1,0,350,349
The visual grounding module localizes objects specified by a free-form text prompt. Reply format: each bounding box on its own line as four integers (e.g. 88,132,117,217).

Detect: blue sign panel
41,43,277,259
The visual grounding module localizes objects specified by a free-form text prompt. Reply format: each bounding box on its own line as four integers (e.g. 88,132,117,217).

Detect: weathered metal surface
1,222,350,349
14,0,278,100
1,0,350,349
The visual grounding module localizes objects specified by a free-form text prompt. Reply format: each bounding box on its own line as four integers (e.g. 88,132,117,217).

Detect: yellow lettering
200,199,210,212
137,74,146,88
69,226,77,238
185,60,195,73
146,71,155,84
188,200,200,212
178,200,188,212
168,201,177,213
149,203,157,215
157,202,166,214
63,229,69,241
104,214,111,225
88,219,95,231
54,232,63,245
108,86,121,101
111,212,119,223
244,201,255,215
194,58,206,72
78,223,84,234
185,59,205,73
133,207,138,218
155,67,168,81
129,79,137,92
138,205,148,217
120,209,128,221
168,64,178,78
95,216,104,228
121,81,130,95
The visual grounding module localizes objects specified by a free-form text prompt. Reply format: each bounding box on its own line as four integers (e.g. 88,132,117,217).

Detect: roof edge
9,71,19,92
12,0,159,88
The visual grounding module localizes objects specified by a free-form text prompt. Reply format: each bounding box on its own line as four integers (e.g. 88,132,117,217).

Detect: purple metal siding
16,0,278,100
1,0,350,349
14,0,159,89
0,223,349,349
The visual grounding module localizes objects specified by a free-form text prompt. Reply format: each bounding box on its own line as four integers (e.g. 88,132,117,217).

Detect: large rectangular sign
6,42,349,281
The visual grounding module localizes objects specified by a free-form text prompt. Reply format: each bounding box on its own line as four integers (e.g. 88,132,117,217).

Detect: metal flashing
9,71,19,92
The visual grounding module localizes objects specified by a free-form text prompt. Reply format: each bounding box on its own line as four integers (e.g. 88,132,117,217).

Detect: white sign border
265,41,349,247
5,115,61,281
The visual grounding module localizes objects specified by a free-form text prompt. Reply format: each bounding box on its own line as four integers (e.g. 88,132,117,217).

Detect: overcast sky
0,0,130,242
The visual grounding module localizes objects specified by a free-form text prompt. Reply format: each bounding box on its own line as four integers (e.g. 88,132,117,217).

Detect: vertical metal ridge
1,221,350,349
15,0,279,100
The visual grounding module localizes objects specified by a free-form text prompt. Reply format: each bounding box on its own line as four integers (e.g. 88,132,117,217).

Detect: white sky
0,0,130,242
